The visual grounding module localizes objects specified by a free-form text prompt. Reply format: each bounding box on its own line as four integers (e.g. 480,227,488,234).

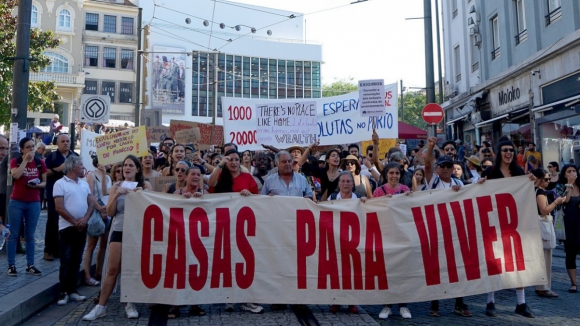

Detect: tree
322,78,358,97
399,91,443,130
0,0,60,127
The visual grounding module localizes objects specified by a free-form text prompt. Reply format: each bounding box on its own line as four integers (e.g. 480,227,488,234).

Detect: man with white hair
49,114,61,143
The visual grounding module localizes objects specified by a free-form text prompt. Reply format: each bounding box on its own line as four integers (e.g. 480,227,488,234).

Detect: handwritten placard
169,120,223,146
256,101,317,147
149,176,177,193
95,126,148,165
169,120,197,138
361,138,397,159
81,130,99,172
175,128,201,144
146,126,170,145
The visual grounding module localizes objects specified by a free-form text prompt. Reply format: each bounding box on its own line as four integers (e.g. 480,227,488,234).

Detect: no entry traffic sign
421,103,444,125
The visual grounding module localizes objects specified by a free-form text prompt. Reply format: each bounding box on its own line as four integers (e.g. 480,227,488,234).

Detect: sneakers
125,303,139,319
454,303,472,317
224,303,235,312
378,305,392,319
83,305,107,321
26,265,41,276
515,303,535,318
57,293,69,306
348,305,359,314
240,303,264,314
7,265,17,277
69,292,87,302
485,302,497,317
400,307,412,319
329,305,341,313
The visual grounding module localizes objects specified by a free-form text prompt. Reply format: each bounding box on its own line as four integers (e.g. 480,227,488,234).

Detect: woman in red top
6,137,47,276
209,149,258,195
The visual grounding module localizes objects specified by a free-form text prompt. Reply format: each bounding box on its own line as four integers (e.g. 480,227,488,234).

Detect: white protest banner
358,79,385,117
122,177,545,305
80,130,99,172
222,83,398,151
256,101,317,147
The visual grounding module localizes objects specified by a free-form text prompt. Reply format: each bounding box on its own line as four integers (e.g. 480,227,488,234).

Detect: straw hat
287,145,305,154
465,155,480,167
340,154,361,168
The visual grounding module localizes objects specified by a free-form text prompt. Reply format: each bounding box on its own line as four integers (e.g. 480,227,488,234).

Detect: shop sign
490,75,530,115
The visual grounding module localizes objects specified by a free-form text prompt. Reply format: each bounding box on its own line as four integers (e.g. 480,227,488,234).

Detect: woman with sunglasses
531,168,564,298
164,161,190,194
547,161,559,190
554,164,580,294
340,154,372,198
480,139,535,318
110,163,123,183
162,144,186,177
300,143,342,201
141,150,161,181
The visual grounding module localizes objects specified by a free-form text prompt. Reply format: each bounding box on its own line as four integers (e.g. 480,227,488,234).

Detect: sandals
189,305,206,316
168,306,181,319
93,291,100,304
536,290,559,297
569,284,578,293
85,277,100,286
428,309,440,317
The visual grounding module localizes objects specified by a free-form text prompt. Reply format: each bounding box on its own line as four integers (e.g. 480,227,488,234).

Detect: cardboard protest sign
149,176,176,193
122,177,544,305
362,138,397,159
81,130,99,172
175,128,201,144
95,126,148,165
256,101,317,147
146,126,170,145
169,120,196,138
222,83,398,151
169,120,223,147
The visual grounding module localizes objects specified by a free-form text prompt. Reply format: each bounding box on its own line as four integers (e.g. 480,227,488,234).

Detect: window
120,83,133,103
452,0,458,18
84,80,98,95
491,16,500,60
58,9,71,31
121,49,134,69
102,81,116,102
86,13,98,31
104,15,116,33
546,0,562,26
31,5,38,27
103,47,116,68
515,0,527,45
41,52,69,73
454,45,461,82
85,46,98,67
121,17,134,35
470,36,480,72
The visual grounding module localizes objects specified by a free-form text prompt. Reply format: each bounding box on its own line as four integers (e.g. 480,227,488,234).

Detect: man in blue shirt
261,151,313,198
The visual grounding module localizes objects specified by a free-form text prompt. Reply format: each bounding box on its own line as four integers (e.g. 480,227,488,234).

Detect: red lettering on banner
364,213,388,290
188,207,209,291
340,212,363,290
164,208,186,289
211,208,232,288
236,207,256,289
437,204,458,283
496,194,525,272
450,200,481,280
477,196,502,276
412,205,441,286
318,211,340,290
141,205,163,289
296,210,316,289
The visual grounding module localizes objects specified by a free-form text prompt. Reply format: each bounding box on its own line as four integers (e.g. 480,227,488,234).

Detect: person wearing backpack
6,137,47,277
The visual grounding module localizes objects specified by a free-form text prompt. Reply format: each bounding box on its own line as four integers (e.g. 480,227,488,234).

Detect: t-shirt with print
422,174,464,190
10,158,47,202
373,183,410,198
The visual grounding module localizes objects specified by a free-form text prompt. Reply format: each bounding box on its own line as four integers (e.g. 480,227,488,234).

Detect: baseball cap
436,155,454,166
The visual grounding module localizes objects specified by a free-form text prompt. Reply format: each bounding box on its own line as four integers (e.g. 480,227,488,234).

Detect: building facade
140,0,323,125
442,0,580,166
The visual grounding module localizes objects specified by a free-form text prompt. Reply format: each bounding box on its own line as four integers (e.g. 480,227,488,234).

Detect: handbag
87,173,106,237
538,215,556,250
554,208,566,241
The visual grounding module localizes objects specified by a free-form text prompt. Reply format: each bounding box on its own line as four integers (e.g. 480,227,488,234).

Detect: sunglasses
175,168,187,173
501,148,515,153
542,178,550,182
345,161,357,166
163,143,173,147
439,163,453,169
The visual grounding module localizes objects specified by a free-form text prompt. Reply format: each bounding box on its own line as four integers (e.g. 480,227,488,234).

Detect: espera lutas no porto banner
120,177,546,305
222,83,398,151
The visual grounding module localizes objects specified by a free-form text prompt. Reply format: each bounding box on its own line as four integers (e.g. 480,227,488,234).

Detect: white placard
80,94,111,124
81,130,99,172
9,123,19,143
358,79,386,117
256,101,317,147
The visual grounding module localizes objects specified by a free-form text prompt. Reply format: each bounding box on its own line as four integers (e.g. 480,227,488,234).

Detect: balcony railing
472,61,479,73
452,9,458,19
455,73,462,82
491,47,501,60
545,6,562,26
29,72,85,86
515,29,528,45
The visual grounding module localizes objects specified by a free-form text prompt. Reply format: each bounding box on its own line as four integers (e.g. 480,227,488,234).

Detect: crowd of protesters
0,129,573,321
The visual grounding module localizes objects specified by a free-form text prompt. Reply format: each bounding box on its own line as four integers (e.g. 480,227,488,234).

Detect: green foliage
0,0,60,127
399,91,442,129
322,78,358,97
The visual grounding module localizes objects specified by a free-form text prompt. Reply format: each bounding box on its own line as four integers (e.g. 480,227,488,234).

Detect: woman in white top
83,156,111,286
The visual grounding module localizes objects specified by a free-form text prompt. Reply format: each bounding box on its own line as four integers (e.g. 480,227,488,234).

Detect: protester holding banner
83,155,151,321
83,156,111,286
532,168,564,298
423,138,463,191
252,152,271,192
554,164,580,293
340,155,372,198
412,168,425,192
162,144,186,177
181,166,207,198
480,138,535,318
164,161,190,194
300,145,341,201
142,150,161,181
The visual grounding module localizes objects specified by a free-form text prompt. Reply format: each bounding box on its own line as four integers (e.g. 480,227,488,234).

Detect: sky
231,0,443,90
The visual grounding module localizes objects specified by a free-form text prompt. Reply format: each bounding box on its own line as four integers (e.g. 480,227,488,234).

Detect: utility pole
434,0,443,104
7,0,33,222
423,0,437,137
400,80,404,123
134,7,143,126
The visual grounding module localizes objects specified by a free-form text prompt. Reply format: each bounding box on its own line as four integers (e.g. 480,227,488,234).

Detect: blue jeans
7,200,41,266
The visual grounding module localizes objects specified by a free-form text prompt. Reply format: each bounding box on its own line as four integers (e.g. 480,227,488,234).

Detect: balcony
545,7,562,26
515,29,528,45
491,47,501,60
29,72,85,87
471,62,479,73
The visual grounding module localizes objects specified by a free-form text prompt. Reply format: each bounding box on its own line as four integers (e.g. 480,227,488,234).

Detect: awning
474,114,508,128
446,114,469,125
398,121,427,139
532,94,580,112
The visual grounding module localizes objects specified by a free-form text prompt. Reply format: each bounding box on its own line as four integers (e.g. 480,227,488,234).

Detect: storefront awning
532,94,580,113
446,114,469,125
474,114,508,128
